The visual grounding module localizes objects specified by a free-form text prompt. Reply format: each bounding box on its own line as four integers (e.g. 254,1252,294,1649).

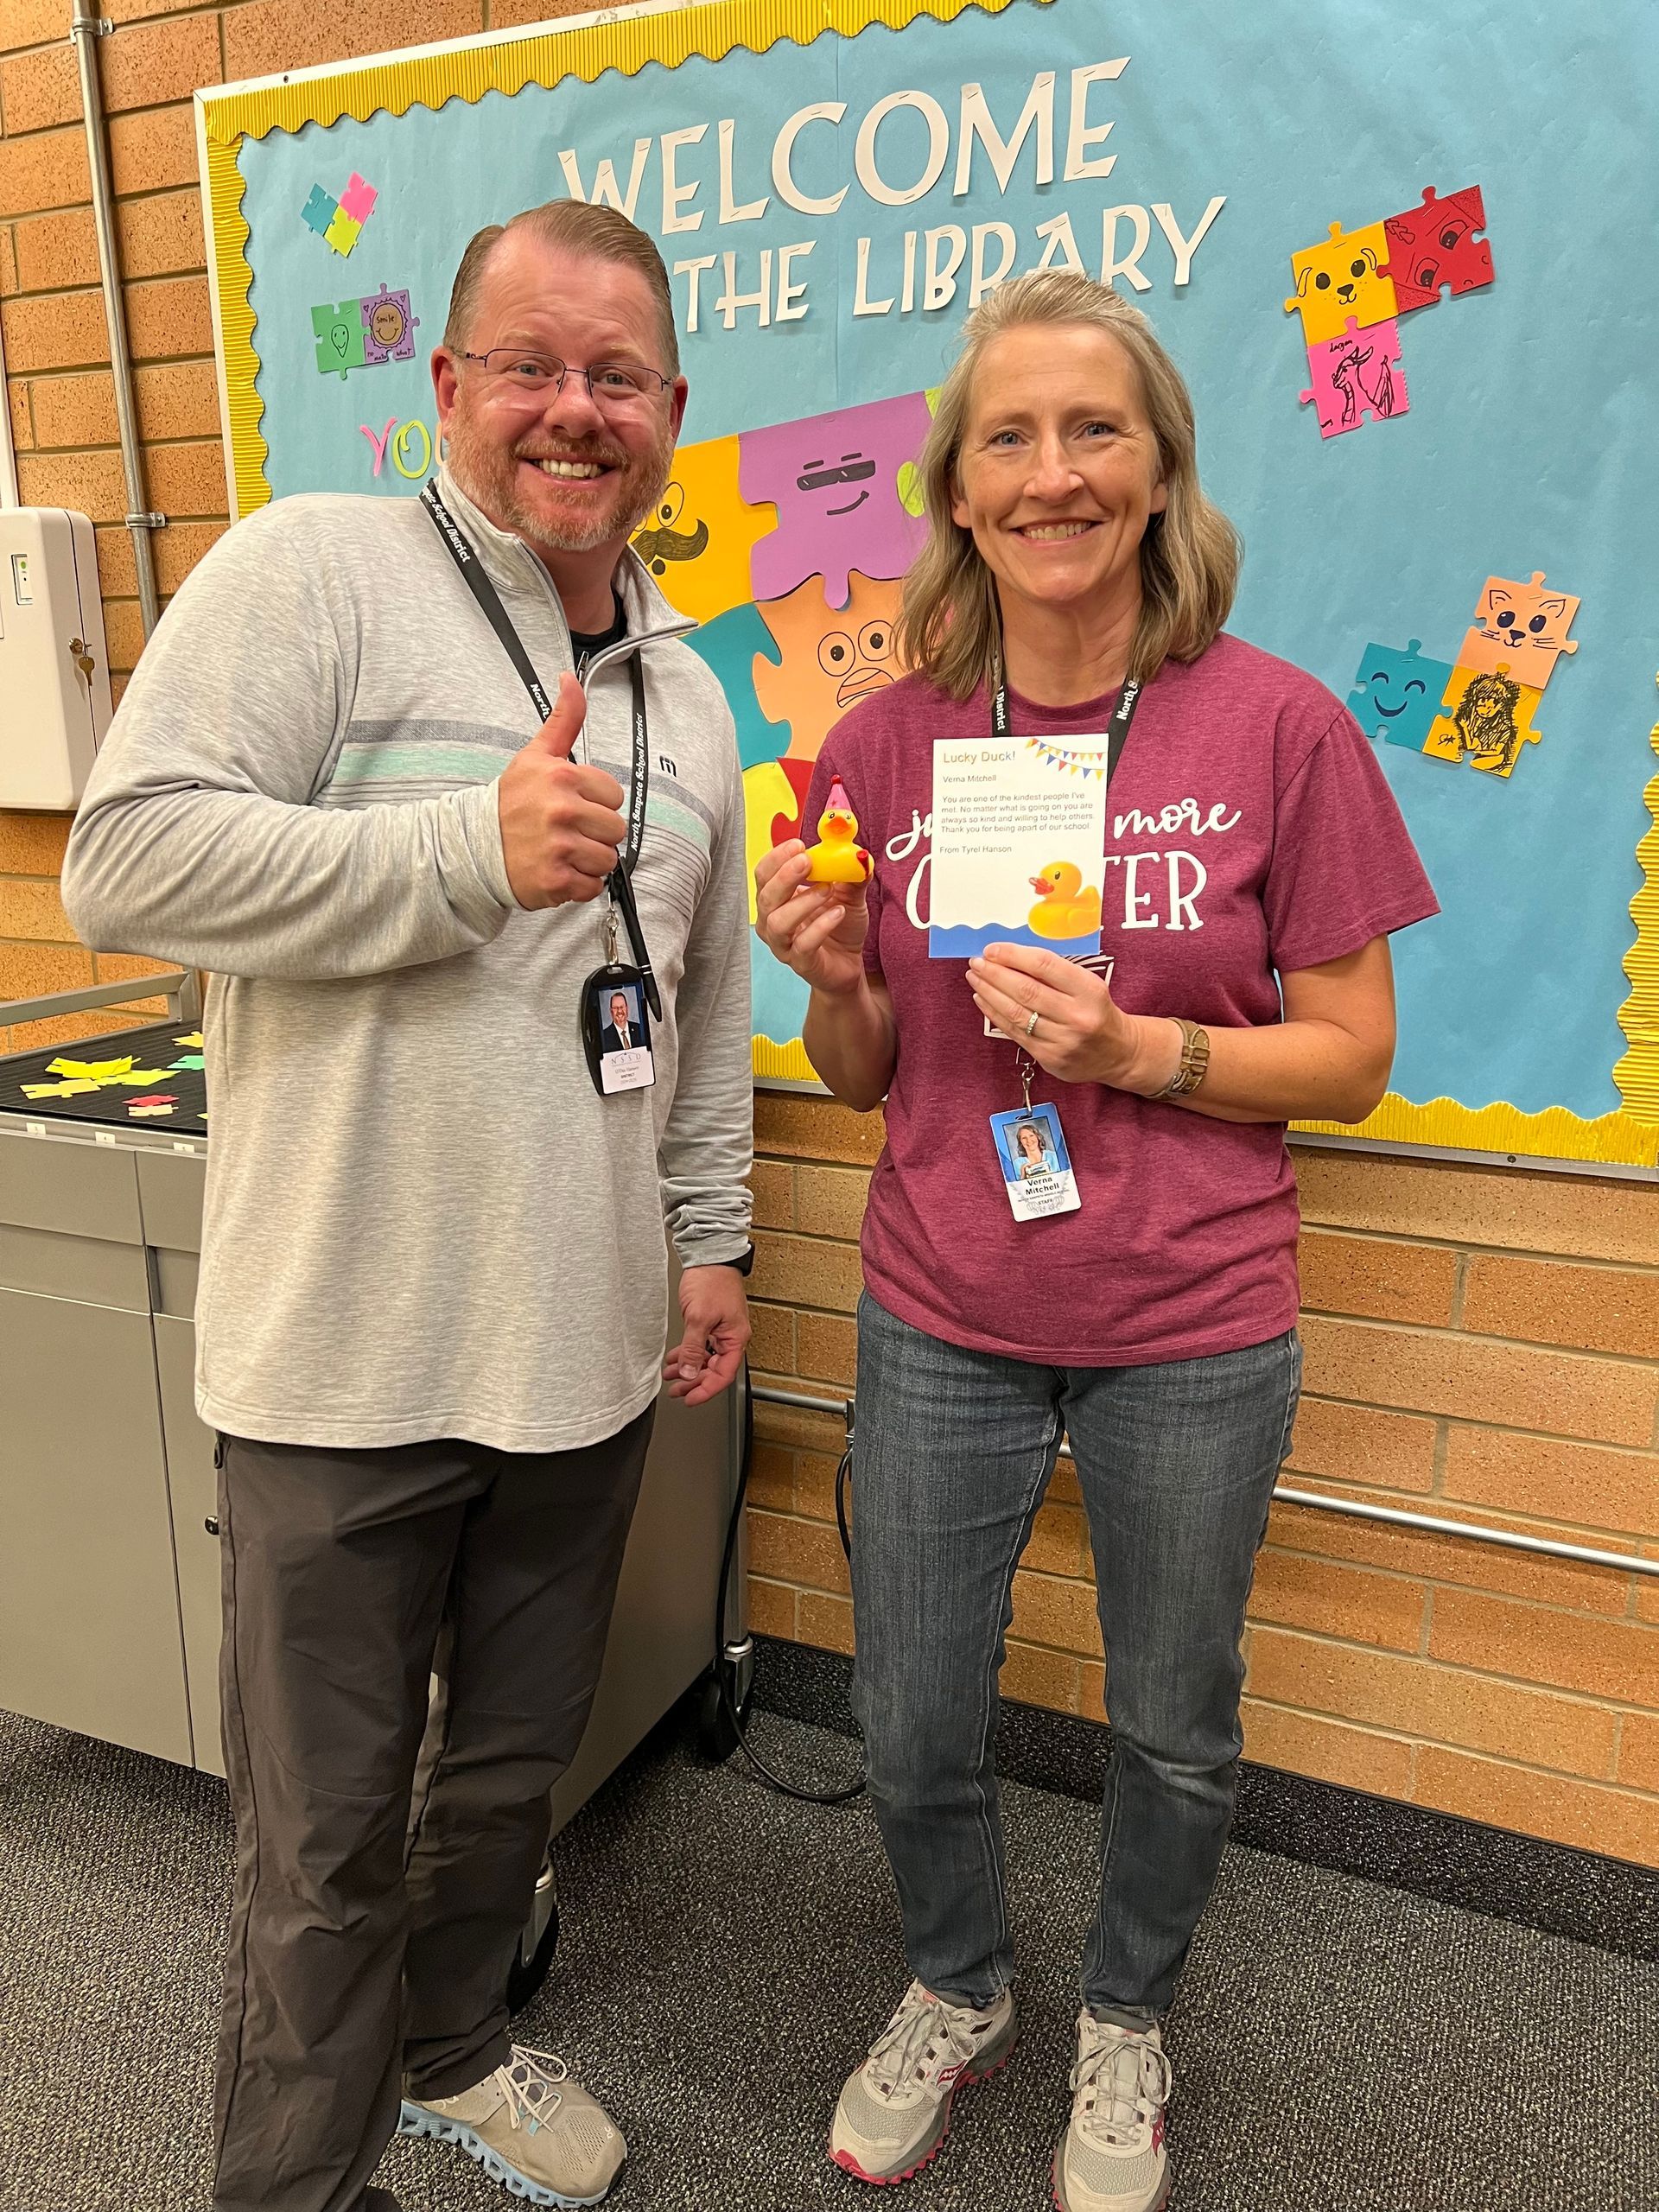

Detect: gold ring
1025,1010,1039,1038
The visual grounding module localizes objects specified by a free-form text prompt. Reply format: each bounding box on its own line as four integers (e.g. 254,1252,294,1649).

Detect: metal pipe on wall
0,305,20,506
749,1381,1659,1580
68,0,162,638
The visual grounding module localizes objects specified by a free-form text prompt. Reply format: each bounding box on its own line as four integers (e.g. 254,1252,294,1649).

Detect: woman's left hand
968,944,1179,1093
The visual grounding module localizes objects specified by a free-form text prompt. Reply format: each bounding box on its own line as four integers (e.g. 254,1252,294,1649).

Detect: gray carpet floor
1,1703,1655,2212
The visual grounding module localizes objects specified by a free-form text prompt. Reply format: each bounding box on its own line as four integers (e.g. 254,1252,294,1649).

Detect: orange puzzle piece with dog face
1285,220,1397,344
1455,572,1580,690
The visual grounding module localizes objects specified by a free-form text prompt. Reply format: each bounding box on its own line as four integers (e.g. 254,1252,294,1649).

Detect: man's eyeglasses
460,350,672,408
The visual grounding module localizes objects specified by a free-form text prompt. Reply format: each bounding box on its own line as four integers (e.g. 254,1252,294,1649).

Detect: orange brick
491,0,601,23
1266,1486,1635,1617
1640,1546,1659,1628
797,1589,855,1655
1297,1229,1459,1325
114,188,206,282
1430,1586,1659,1707
1285,1395,1437,1495
0,877,74,941
755,1090,886,1166
2,1005,144,1052
1619,1712,1659,1794
0,126,89,218
106,102,196,195
93,522,139,598
793,1449,847,1526
1300,1314,1657,1447
797,1311,857,1389
143,437,226,517
1,288,109,373
746,1443,793,1515
7,373,29,450
0,39,79,135
89,948,174,1002
1248,1546,1425,1652
222,0,483,81
750,1228,862,1313
1010,1568,1103,1656
16,443,124,518
748,1159,792,1229
746,1506,850,1596
752,1395,844,1456
124,274,213,361
0,939,93,999
1462,1253,1659,1363
1294,1148,1659,1268
103,595,146,672
28,365,118,447
1001,1639,1079,1712
152,516,226,593
1078,1658,1107,1721
1019,1502,1087,1578
745,1574,797,1640
0,810,71,874
99,14,220,111
1241,1698,1416,1796
1245,1624,1618,1778
13,206,99,291
1048,1455,1081,1506
795,1163,869,1242
745,1300,794,1377
1442,1428,1658,1542
1414,1745,1659,1869
0,0,67,49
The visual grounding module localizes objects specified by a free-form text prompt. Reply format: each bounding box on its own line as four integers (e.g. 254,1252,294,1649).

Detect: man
61,200,753,2212
601,986,645,1053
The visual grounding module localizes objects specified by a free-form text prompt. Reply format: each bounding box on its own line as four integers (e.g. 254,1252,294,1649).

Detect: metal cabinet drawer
0,1128,143,1243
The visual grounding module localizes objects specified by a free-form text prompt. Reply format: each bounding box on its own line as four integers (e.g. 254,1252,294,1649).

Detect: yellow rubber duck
804,778,874,884
1027,861,1102,939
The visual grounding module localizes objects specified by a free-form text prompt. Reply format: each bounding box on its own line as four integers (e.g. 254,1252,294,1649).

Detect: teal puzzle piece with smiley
312,300,366,379
1349,639,1455,753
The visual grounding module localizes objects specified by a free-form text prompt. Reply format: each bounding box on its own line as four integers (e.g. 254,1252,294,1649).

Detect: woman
754,270,1437,2212
1011,1120,1059,1179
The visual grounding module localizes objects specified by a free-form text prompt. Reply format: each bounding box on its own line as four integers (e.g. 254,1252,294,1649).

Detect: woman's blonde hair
896,271,1240,697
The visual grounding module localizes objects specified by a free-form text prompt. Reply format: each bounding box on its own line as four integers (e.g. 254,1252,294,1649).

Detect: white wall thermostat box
0,507,115,810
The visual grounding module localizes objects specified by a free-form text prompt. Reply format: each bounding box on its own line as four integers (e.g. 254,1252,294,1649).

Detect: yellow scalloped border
1612,676,1659,1127
1294,1093,1657,1169
201,0,1045,514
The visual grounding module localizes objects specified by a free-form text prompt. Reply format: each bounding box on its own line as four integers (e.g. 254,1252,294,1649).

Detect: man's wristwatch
1160,1019,1211,1097
714,1244,755,1275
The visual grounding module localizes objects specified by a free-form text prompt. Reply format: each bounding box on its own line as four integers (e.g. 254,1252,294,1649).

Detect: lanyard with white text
990,669,1144,779
421,481,659,1016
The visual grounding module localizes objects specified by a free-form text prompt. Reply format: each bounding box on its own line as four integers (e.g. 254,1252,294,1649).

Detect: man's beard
444,410,675,556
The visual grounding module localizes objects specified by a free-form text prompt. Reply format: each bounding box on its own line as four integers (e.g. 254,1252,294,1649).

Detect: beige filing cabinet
0,988,744,1834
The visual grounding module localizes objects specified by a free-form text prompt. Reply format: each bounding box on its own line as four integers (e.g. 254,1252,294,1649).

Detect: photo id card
989,1103,1081,1222
582,970,656,1097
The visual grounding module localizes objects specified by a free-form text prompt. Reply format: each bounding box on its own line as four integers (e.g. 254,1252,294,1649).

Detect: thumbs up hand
497,671,628,909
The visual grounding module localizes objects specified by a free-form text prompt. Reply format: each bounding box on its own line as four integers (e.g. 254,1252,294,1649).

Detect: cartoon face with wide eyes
753,570,905,766
1286,222,1397,342
816,617,896,708
1382,186,1494,309
1458,572,1580,681
632,481,711,576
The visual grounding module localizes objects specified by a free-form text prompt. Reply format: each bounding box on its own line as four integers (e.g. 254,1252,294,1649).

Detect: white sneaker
399,2044,625,2207
1052,2012,1172,2212
830,1978,1017,2184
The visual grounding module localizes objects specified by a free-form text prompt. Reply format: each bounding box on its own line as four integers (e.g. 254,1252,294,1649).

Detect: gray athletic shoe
830,1978,1017,2183
399,2044,625,2207
1052,2012,1172,2212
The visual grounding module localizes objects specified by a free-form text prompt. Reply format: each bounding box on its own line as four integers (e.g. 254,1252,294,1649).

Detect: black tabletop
0,1020,209,1133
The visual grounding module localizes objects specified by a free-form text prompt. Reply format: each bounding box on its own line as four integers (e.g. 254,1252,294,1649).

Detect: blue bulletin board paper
198,0,1659,1170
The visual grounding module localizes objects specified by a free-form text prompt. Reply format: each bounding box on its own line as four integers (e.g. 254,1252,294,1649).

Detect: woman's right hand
755,840,870,998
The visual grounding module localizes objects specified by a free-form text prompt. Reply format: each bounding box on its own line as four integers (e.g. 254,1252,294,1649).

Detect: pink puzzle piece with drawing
740,391,931,607
1300,316,1409,437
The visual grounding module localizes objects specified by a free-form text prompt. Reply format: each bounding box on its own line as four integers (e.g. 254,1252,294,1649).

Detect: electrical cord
711,1360,865,1804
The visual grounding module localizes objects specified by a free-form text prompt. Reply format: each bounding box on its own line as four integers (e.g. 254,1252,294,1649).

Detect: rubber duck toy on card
804,778,874,884
1027,861,1102,939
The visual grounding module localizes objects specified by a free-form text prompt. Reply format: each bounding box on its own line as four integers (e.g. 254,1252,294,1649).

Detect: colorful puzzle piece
338,173,378,226
302,185,338,238
1456,571,1579,688
1423,664,1543,777
361,284,418,365
682,601,779,769
1349,639,1456,752
1300,316,1409,437
631,435,772,624
314,300,366,378
741,391,931,606
324,207,363,257
741,757,798,924
752,569,905,771
1381,186,1493,311
1285,221,1397,344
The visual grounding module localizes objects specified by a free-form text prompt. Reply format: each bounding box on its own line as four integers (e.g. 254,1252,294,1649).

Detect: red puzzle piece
1382,186,1493,310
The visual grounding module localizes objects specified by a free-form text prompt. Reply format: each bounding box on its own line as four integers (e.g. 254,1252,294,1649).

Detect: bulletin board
196,0,1659,1172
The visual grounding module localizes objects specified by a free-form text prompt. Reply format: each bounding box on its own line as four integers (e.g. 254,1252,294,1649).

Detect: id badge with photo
582,958,656,1099
989,1090,1081,1223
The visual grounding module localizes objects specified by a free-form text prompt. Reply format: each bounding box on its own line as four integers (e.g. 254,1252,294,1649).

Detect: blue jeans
849,1292,1302,2023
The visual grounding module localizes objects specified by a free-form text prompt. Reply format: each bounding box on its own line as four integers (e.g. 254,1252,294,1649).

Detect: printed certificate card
929,734,1109,958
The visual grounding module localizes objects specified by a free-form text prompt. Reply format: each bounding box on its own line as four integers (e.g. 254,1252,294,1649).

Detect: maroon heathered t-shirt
804,632,1439,1366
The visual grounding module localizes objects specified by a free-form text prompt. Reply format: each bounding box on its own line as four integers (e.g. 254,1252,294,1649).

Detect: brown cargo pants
208,1410,654,2212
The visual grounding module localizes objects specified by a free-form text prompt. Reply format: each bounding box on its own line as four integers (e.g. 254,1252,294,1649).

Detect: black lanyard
422,481,658,1010
991,670,1144,787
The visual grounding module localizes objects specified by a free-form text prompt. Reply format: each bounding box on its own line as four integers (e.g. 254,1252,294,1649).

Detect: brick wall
3,0,1656,1866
